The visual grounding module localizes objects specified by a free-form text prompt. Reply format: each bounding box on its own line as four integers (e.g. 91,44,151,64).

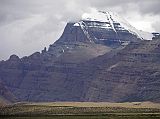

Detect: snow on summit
82,10,110,22
79,10,154,40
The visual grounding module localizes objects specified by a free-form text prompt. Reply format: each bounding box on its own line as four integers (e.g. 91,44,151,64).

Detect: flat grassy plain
2,115,160,119
0,102,160,118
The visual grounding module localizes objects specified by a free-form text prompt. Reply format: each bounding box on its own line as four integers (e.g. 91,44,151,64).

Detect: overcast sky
0,0,160,60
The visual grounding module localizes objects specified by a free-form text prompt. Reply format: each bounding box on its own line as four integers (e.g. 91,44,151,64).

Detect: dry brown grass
25,102,160,109
1,102,160,116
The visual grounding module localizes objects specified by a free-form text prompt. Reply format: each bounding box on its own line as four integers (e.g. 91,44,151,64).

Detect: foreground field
25,102,160,108
2,115,160,119
0,102,160,118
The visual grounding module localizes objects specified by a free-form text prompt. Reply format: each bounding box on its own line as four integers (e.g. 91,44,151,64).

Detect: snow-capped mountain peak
75,10,154,40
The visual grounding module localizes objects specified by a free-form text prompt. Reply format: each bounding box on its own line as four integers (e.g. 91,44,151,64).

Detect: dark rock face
55,21,139,45
0,14,159,102
55,23,90,43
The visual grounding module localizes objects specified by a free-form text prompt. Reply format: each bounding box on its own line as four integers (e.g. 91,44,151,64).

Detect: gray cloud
152,20,160,32
0,0,160,60
137,0,160,15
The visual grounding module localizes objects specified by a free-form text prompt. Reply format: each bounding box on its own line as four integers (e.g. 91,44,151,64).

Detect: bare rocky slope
0,11,160,102
82,39,160,102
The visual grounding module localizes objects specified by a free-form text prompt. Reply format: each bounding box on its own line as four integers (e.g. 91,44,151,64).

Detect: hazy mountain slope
82,39,160,102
